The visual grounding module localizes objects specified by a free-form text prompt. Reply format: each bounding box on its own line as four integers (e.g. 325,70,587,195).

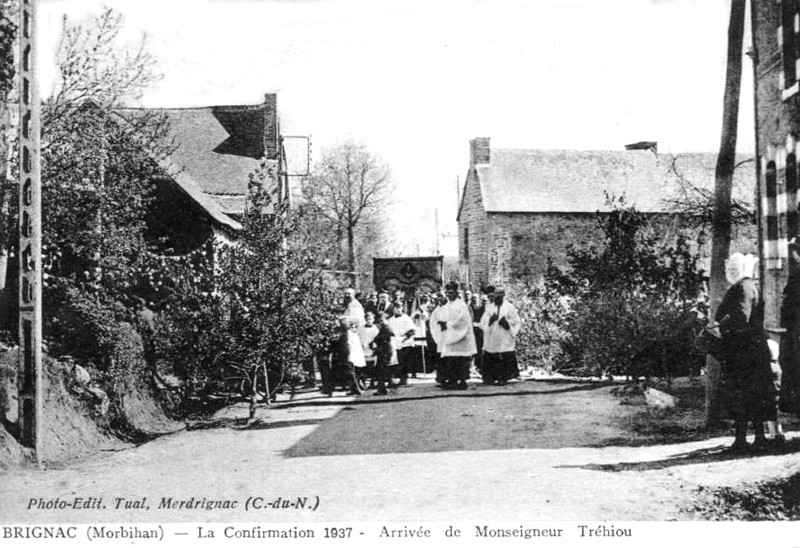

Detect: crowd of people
304,248,800,452
311,282,522,397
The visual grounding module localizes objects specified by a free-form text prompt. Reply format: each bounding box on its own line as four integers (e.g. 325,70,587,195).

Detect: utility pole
434,208,440,255
17,0,43,461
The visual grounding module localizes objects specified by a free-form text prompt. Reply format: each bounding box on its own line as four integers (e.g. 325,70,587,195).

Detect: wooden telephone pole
17,0,43,460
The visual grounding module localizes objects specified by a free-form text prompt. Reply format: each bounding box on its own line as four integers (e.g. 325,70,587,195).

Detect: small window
787,153,798,239
463,227,470,260
781,0,800,99
766,161,781,269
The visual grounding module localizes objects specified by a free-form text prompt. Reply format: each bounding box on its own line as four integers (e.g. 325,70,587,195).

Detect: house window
788,153,799,240
781,0,800,99
766,161,782,269
463,227,469,260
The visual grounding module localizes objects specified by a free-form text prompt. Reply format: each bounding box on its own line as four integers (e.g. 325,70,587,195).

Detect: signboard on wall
488,229,511,286
459,264,470,287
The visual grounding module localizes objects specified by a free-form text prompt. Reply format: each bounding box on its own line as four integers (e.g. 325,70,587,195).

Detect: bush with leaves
149,160,338,418
32,9,173,370
546,196,707,380
0,8,181,439
505,279,571,374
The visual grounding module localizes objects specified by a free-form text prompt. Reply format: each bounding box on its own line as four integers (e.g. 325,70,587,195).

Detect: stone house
750,1,800,328
456,137,755,289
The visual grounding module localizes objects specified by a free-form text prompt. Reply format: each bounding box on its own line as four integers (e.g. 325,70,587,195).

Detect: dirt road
2,377,799,523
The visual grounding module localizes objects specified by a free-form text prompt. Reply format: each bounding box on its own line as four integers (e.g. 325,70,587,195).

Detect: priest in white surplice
479,286,521,385
437,282,477,390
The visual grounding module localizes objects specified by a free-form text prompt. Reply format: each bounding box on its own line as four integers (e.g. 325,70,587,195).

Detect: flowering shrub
505,280,570,374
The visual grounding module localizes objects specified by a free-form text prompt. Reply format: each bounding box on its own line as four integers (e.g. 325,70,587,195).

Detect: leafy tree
0,1,13,92
38,8,171,365
150,160,338,418
0,0,17,310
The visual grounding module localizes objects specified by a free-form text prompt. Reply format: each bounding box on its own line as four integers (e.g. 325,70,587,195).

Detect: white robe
480,300,521,354
347,330,366,367
344,299,365,329
388,314,416,349
429,305,444,350
359,324,378,361
439,299,477,357
413,314,427,347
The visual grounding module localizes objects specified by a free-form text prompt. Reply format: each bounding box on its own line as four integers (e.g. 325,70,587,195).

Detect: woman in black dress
780,239,800,416
715,253,773,452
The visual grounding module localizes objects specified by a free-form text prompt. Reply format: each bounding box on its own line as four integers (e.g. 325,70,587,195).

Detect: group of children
316,303,412,396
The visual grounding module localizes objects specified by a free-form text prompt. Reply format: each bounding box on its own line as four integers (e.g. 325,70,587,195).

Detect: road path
2,377,799,523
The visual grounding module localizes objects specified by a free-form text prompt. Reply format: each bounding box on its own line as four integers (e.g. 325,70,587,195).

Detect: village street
3,376,800,524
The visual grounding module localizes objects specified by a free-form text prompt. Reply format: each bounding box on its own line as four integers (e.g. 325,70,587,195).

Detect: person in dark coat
470,292,487,376
317,325,338,396
780,238,800,415
715,253,773,452
372,310,397,395
329,316,365,395
363,293,379,318
376,290,394,317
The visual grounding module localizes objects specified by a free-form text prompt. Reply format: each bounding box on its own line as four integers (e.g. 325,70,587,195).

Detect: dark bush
546,196,707,380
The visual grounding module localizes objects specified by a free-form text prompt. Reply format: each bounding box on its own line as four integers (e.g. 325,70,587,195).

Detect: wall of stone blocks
469,210,757,288
457,168,489,286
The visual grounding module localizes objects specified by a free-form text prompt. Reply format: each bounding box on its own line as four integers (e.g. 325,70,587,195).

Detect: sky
36,0,753,256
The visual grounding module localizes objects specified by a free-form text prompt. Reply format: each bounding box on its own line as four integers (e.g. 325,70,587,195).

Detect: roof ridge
473,145,754,215
115,103,266,112
491,147,726,156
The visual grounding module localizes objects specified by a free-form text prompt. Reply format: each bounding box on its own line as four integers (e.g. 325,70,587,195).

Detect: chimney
625,141,658,153
470,137,491,167
263,93,279,160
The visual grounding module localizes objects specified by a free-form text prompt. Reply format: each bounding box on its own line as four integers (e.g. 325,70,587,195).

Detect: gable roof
460,148,754,217
116,101,273,215
108,108,242,232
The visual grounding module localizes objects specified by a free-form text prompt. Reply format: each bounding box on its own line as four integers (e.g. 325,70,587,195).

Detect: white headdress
725,252,747,285
742,253,758,280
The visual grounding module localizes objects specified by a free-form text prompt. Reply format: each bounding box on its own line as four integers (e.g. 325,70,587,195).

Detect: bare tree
665,154,755,228
42,8,172,157
301,140,395,278
46,8,160,122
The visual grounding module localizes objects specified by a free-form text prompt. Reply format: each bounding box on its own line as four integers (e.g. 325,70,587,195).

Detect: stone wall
457,167,489,286
461,208,757,288
752,2,800,328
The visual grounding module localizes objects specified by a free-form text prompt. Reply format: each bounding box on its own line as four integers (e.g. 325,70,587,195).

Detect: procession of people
315,248,800,456
315,281,522,396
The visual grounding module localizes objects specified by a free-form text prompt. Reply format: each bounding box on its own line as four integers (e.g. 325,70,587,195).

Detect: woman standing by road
714,253,773,453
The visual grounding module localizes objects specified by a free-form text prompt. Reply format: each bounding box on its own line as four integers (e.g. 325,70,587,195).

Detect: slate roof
107,108,242,233
116,103,270,216
463,148,754,216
